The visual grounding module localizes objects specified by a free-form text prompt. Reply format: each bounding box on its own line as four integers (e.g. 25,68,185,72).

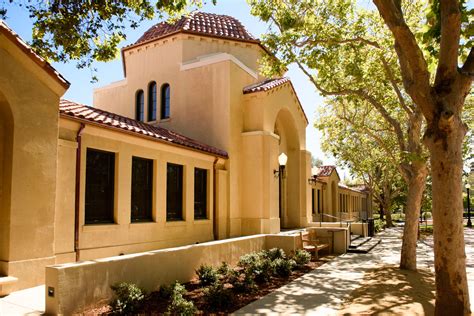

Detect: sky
3,1,343,171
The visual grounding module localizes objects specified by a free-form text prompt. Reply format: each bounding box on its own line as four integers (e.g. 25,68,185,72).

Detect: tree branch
373,0,434,121
435,0,461,86
380,55,414,115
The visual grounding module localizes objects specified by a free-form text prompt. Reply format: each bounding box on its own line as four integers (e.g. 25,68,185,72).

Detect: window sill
82,223,120,232
193,219,211,224
160,118,171,123
165,220,187,227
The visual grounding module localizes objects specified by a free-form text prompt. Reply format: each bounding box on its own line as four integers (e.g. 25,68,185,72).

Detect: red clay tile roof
0,20,70,89
135,12,257,46
59,100,228,158
316,165,337,177
243,77,290,94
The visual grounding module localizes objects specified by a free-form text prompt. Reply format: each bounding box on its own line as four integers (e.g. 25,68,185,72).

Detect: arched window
161,83,170,119
135,90,144,121
148,81,157,121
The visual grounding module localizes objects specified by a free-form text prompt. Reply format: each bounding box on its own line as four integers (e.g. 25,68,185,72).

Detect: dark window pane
161,84,170,119
317,189,321,213
194,168,207,220
167,163,183,221
311,189,315,214
136,90,144,121
85,149,115,224
148,82,157,121
131,157,153,222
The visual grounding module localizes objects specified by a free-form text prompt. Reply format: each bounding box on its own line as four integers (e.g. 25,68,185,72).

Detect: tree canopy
0,0,214,80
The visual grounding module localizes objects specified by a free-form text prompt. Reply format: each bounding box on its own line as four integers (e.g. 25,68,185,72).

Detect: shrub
264,248,286,261
274,258,296,277
374,219,386,233
203,281,234,310
293,249,311,267
231,271,257,293
422,211,432,220
217,261,231,277
165,281,197,315
238,252,273,283
110,282,145,315
158,281,186,300
196,264,219,286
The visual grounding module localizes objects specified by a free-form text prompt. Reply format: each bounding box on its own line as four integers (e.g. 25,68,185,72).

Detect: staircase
347,235,381,254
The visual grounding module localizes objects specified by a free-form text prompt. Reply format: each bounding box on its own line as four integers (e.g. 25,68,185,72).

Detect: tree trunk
384,204,393,227
400,163,427,271
425,117,470,315
379,202,384,220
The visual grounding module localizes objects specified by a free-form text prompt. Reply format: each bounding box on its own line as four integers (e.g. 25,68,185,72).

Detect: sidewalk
235,227,474,315
0,285,44,315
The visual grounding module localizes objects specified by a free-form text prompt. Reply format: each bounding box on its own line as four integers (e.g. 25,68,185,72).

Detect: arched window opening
148,81,157,121
135,90,144,121
161,83,170,119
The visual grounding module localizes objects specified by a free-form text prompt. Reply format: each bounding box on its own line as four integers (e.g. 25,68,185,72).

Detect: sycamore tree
249,0,429,271
316,106,405,227
249,0,473,313
0,0,213,80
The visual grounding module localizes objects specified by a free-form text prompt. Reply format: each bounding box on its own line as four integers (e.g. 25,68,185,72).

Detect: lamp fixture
308,166,319,185
274,153,288,178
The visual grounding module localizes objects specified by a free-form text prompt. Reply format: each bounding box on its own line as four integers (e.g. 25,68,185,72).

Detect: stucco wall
57,119,225,261
45,234,299,315
0,33,67,292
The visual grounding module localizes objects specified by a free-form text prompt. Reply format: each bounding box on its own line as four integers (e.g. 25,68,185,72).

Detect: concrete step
349,236,371,249
0,276,18,296
347,238,381,254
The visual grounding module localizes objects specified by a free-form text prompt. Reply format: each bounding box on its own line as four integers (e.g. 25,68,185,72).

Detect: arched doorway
274,109,300,229
0,92,13,272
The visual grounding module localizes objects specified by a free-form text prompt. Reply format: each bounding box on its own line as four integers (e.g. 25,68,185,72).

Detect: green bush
196,264,219,286
225,269,257,293
374,218,386,233
263,248,286,261
203,281,234,310
238,252,273,283
110,282,145,315
293,249,311,267
274,258,296,277
165,281,197,315
217,261,231,277
422,211,432,220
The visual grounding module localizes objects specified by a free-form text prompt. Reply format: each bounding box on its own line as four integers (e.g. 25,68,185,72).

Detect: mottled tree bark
400,163,427,271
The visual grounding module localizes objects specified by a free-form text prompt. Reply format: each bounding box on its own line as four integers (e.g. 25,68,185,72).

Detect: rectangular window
167,163,184,221
194,168,208,220
85,149,115,224
311,189,315,214
131,157,153,222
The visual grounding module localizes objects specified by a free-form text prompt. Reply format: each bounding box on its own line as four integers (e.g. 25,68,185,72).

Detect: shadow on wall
339,266,435,315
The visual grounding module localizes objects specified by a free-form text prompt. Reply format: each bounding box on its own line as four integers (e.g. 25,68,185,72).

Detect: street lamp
466,183,472,228
276,152,288,220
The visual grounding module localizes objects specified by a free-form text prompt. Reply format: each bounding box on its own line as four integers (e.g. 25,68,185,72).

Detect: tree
249,0,428,271
249,0,472,313
316,104,405,227
311,156,323,167
0,0,213,80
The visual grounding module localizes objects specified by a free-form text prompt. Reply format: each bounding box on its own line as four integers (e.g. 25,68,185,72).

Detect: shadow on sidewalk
340,266,435,315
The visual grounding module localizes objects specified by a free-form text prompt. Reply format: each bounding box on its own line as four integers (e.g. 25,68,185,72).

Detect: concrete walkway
235,227,474,315
0,285,44,315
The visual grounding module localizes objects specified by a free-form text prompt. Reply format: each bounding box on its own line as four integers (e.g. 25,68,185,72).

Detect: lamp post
467,183,472,228
276,153,288,220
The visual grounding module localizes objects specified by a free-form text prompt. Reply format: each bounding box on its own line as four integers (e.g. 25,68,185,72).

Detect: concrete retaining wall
45,234,299,315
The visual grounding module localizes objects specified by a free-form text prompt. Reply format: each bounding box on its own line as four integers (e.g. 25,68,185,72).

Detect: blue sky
4,1,340,168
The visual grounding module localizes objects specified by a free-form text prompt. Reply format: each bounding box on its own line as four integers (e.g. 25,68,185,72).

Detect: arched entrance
0,91,13,273
274,109,301,229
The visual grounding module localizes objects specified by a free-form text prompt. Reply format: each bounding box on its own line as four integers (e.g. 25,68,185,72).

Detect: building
309,166,371,222
0,12,370,294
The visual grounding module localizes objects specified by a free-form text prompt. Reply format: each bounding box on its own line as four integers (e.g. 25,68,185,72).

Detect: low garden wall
45,234,299,314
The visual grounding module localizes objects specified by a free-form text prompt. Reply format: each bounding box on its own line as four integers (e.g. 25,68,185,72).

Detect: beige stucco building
0,12,370,295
